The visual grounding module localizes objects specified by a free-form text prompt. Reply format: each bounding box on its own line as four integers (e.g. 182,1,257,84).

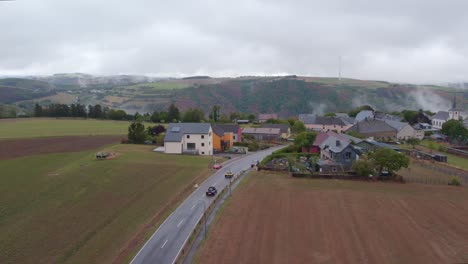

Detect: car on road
206,186,218,196
213,163,222,169
225,170,234,179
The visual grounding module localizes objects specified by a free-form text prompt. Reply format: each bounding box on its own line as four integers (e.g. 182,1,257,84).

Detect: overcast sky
1,0,467,83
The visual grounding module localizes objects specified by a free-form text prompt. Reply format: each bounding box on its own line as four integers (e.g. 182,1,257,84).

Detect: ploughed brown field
0,135,123,160
197,172,468,264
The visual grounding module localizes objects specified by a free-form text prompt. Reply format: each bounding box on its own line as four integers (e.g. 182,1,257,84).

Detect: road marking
191,203,196,210
161,239,168,248
213,180,219,186
177,219,185,228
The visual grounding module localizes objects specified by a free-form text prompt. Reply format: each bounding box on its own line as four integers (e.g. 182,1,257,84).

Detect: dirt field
197,172,468,264
0,135,123,160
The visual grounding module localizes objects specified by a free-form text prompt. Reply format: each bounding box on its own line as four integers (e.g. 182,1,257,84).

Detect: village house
164,123,213,155
298,115,354,133
432,97,466,129
355,110,374,122
242,127,281,141
260,123,291,139
212,124,242,152
317,136,361,173
346,119,397,140
258,114,278,123
304,131,362,154
356,139,401,153
383,120,424,140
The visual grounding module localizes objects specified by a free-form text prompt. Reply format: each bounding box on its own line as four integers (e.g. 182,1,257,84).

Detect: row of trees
33,103,132,120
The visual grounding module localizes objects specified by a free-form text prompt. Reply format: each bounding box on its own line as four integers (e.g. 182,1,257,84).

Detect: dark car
206,186,218,196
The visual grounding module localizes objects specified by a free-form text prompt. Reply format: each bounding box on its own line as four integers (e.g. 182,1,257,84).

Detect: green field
400,141,468,170
0,118,155,139
0,144,212,263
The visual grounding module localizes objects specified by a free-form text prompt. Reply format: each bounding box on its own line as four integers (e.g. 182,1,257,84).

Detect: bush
448,177,461,186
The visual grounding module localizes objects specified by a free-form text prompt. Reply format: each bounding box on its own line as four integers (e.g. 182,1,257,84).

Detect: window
202,151,205,155
345,152,352,159
186,135,190,139
201,135,205,139
209,142,211,145
202,143,205,147
187,143,196,150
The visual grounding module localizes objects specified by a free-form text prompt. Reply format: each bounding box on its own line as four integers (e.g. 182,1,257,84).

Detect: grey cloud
1,0,468,83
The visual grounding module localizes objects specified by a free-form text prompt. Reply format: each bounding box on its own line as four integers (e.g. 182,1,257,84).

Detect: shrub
448,177,461,186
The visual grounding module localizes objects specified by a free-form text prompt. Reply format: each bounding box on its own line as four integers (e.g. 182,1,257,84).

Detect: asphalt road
130,146,283,264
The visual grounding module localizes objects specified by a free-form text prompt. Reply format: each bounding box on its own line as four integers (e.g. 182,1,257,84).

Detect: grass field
0,118,155,139
0,144,213,264
196,172,468,264
400,142,468,170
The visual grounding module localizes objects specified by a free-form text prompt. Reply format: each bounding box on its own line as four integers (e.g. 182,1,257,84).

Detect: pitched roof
298,114,316,124
258,114,278,120
261,124,290,133
347,119,397,134
319,136,351,153
313,131,362,146
432,111,450,121
242,127,281,135
212,124,239,136
164,123,211,142
355,110,374,122
374,112,401,121
362,139,400,151
384,120,410,132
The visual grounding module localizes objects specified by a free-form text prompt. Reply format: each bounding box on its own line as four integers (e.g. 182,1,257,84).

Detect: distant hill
1,75,466,116
0,78,55,104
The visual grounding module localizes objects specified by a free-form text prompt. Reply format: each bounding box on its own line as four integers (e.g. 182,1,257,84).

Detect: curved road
130,146,283,264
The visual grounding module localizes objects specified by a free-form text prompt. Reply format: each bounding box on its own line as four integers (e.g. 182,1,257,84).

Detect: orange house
212,124,241,152
213,132,234,151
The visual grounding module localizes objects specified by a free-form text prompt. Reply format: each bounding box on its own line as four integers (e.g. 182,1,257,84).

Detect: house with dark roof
258,114,278,123
317,136,361,173
346,119,397,140
164,123,213,155
261,124,291,139
212,124,241,151
356,139,401,153
298,115,354,133
242,127,281,141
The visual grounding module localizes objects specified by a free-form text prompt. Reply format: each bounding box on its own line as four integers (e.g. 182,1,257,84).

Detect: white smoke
309,102,327,116
409,89,452,112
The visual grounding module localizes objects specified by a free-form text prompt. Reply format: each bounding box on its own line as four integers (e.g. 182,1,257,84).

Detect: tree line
34,103,133,120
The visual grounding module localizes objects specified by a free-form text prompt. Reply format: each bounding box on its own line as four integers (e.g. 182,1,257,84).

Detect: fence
399,159,468,185
446,147,468,158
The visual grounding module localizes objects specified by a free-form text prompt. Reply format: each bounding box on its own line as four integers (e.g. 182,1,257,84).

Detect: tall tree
210,105,221,122
441,119,468,142
34,103,43,117
167,103,180,122
371,148,409,175
128,121,147,144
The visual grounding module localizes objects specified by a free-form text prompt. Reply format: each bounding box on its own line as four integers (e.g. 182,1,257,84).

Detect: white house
432,97,466,130
164,123,213,155
384,120,424,140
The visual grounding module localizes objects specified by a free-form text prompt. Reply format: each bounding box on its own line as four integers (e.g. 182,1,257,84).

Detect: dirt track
197,172,468,264
0,135,124,160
